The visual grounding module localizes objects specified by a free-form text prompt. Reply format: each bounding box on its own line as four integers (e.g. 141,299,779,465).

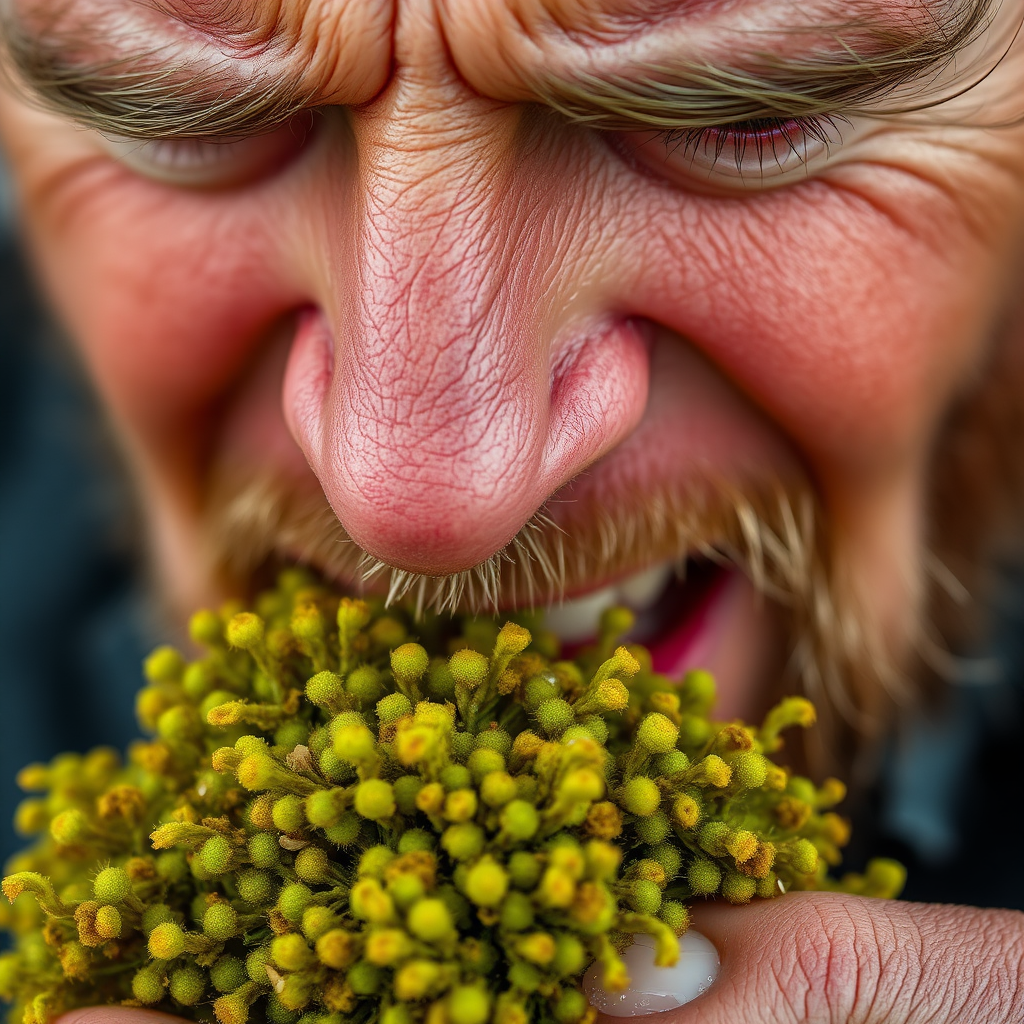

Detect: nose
283,62,649,575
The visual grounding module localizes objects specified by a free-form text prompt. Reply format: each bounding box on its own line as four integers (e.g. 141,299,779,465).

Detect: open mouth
542,558,734,675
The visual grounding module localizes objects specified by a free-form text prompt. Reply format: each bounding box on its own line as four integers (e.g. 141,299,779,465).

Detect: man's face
1,0,1024,732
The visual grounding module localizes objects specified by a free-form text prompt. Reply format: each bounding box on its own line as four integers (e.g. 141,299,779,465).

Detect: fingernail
582,930,720,1016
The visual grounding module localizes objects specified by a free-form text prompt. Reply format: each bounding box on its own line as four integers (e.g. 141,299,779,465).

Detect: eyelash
659,114,846,174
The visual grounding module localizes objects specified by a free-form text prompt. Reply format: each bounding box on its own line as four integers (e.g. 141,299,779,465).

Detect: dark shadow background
0,166,1020,909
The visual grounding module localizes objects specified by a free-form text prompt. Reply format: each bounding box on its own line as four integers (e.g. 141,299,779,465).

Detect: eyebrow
534,0,1002,130
1,11,315,139
0,0,1002,140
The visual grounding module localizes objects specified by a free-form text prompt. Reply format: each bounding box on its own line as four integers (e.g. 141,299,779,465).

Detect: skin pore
1,0,1024,1018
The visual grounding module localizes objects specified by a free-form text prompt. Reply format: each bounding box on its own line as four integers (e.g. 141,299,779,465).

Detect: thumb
589,892,1024,1024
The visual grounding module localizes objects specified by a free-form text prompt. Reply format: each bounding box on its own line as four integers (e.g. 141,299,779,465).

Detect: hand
591,893,1024,1024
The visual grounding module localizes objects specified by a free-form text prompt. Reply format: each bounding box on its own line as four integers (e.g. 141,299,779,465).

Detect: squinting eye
616,115,847,191
98,114,316,188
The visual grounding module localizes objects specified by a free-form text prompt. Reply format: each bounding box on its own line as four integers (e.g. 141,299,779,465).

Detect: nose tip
283,308,650,576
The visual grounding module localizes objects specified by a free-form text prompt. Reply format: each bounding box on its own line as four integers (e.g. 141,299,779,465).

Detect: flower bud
449,985,491,1024
480,771,517,808
516,932,556,965
618,777,661,817
94,905,122,939
225,613,265,651
444,789,478,823
377,692,414,724
348,665,385,704
355,779,396,821
148,921,186,960
499,800,539,841
306,788,347,829
170,966,206,1006
786,838,820,875
730,751,769,790
306,672,345,711
721,872,757,904
687,858,722,895
247,832,280,869
441,823,485,861
93,866,133,904
273,795,307,834
272,933,315,971
392,644,430,689
210,957,247,994
534,698,575,737
204,903,239,940
350,878,395,924
553,988,589,1024
277,882,315,923
295,846,334,884
198,835,233,875
316,929,358,970
144,646,185,684
132,964,166,1004
394,960,441,1001
629,878,663,914
637,713,679,754
464,857,508,907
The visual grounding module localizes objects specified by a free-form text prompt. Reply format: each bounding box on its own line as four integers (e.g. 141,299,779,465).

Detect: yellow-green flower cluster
0,570,904,1024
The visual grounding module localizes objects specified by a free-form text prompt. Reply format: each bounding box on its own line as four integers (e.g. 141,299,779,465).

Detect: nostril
282,307,335,459
543,316,652,482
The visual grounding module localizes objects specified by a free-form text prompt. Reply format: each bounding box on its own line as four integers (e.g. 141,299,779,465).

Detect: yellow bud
416,782,446,815
537,867,575,909
394,959,442,1001
225,613,265,650
316,929,357,969
350,878,395,924
407,898,455,942
516,932,556,965
444,789,478,823
465,856,508,907
365,928,414,966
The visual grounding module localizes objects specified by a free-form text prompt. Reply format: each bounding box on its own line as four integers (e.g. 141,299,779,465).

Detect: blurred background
0,155,156,868
0,154,1020,907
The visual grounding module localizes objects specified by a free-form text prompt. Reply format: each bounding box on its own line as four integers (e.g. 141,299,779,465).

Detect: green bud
407,897,455,941
721,873,757,904
170,966,206,1005
144,646,185,684
441,823,485,861
273,794,307,833
189,608,223,647
687,858,722,895
294,846,334,884
660,899,690,935
397,828,435,854
358,846,395,878
93,866,134,904
618,777,661,817
628,879,662,914
480,771,517,808
354,779,396,820
210,956,247,994
272,933,315,971
347,664,385,704
553,987,589,1024
439,764,472,791
467,747,505,780
204,902,239,940
346,960,382,996
306,788,347,829
449,985,491,1024
324,813,362,846
248,832,280,869
500,800,540,841
278,882,315,923
377,692,414,723
393,775,423,814
198,835,233,875
225,612,265,650
132,964,166,1004
507,851,542,890
306,671,345,711
535,698,575,737
141,904,174,933
448,649,489,688
465,856,508,907
392,643,430,687
634,810,671,844
650,842,683,880
498,891,534,931
637,713,679,754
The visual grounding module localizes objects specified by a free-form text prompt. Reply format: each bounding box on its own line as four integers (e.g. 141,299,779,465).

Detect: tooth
616,563,672,611
543,586,619,643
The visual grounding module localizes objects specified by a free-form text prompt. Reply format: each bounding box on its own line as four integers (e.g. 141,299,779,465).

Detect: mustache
199,463,913,764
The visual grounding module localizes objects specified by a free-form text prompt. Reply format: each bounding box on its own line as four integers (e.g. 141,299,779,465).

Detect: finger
59,1009,187,1024
591,893,1024,1024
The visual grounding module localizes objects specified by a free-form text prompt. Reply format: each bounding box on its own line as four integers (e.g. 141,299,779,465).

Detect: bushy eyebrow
0,9,315,139
536,0,1003,130
0,0,1003,139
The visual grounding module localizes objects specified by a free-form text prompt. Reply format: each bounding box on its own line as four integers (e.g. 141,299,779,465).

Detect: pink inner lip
648,569,732,677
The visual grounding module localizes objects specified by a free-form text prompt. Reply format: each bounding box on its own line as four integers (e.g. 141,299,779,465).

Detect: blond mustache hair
202,465,916,775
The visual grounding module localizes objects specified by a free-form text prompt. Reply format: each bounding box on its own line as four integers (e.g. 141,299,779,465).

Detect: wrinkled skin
2,0,1024,1018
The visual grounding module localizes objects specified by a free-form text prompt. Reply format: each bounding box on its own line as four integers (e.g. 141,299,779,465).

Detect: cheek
23,159,308,435
611,175,1002,482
